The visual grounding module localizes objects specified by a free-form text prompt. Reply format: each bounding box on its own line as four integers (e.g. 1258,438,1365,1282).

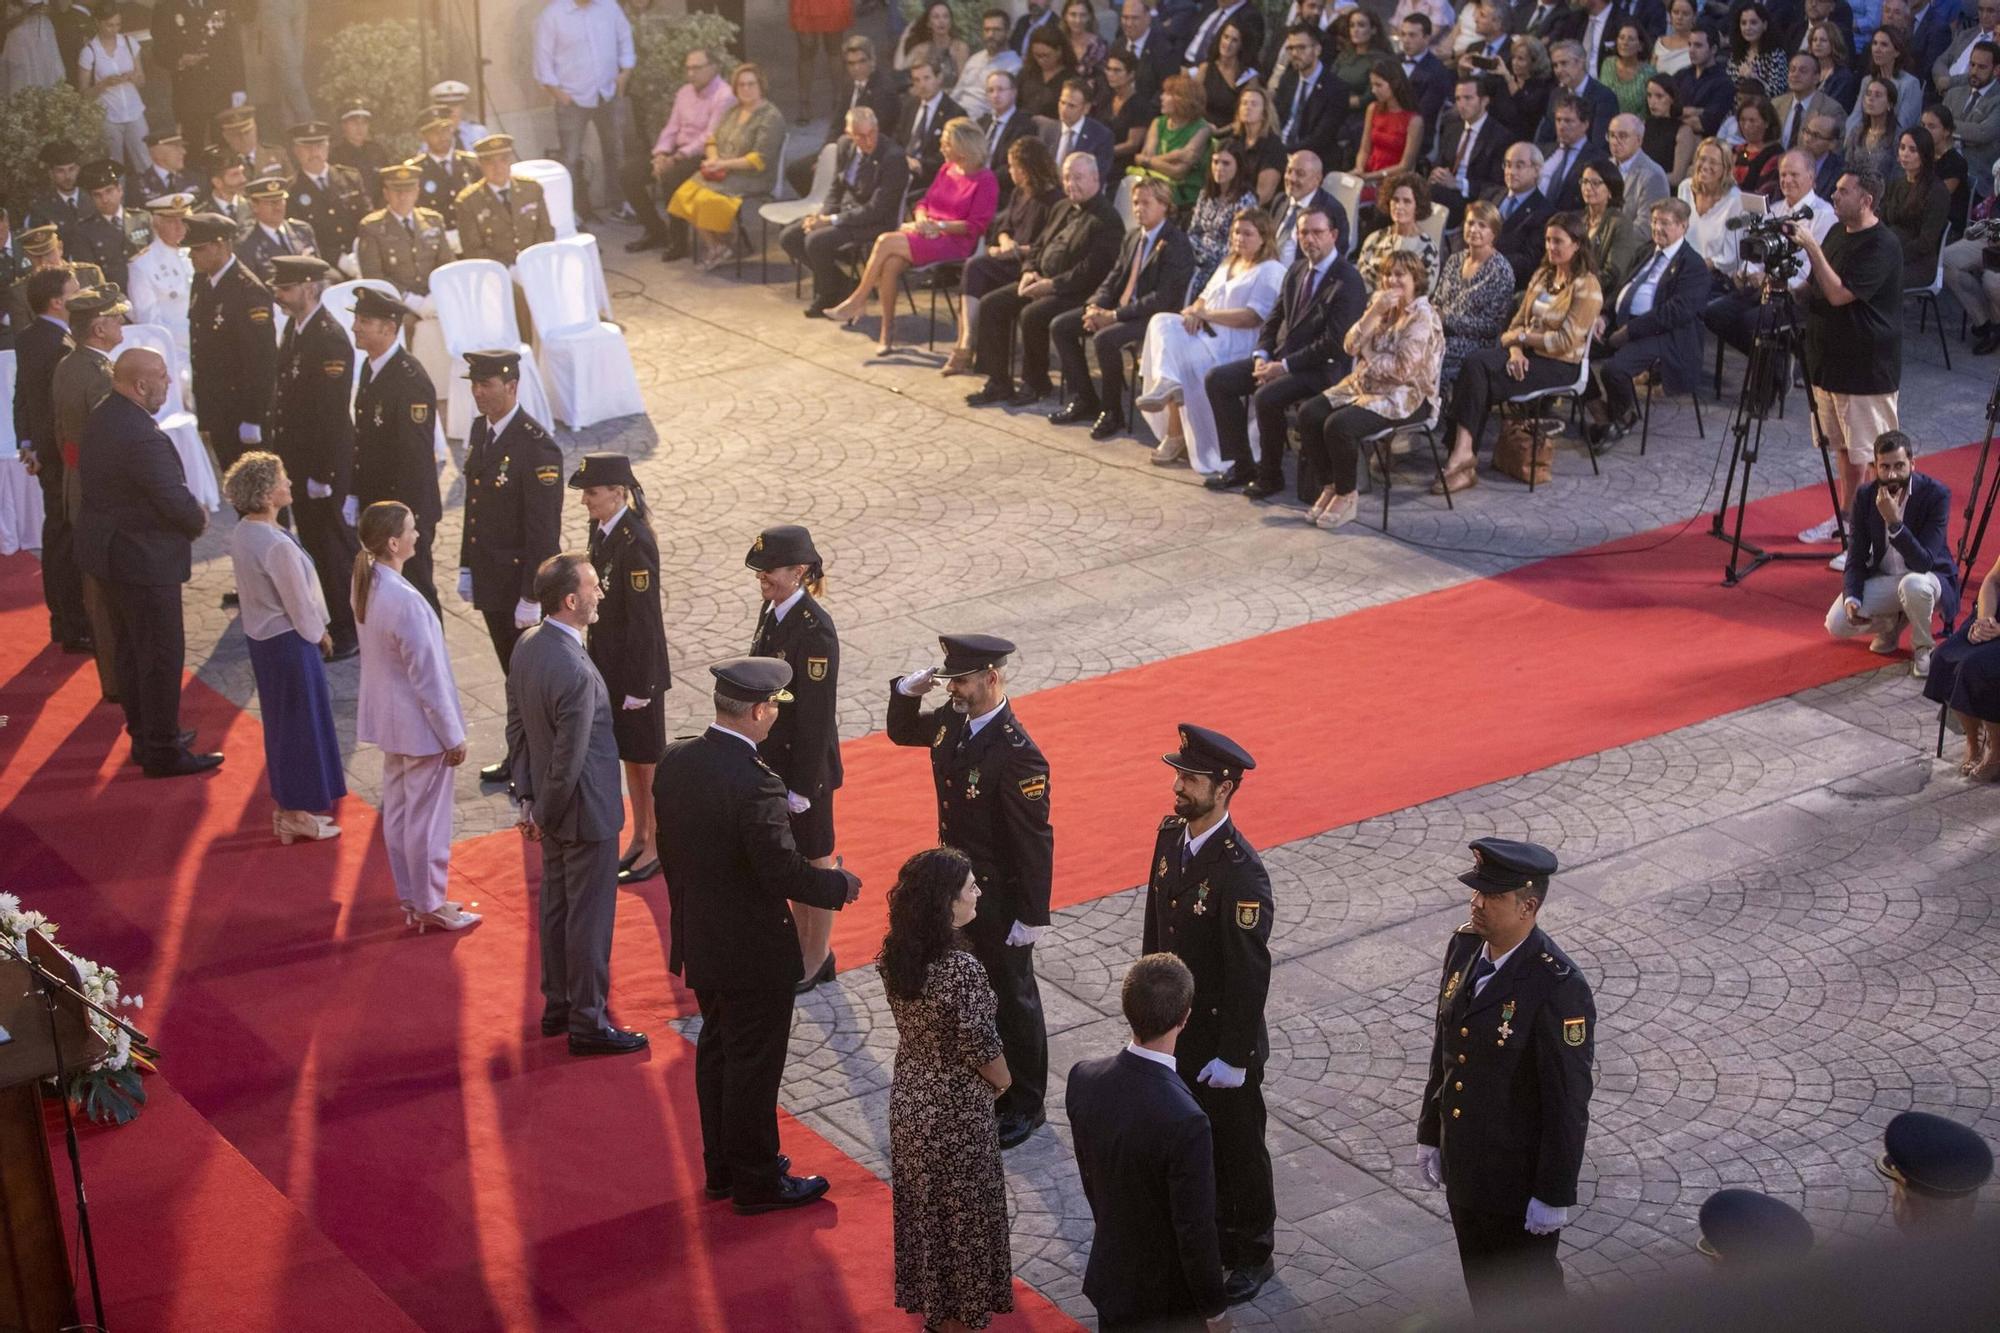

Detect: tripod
1934,373,2000,755
1709,281,1848,586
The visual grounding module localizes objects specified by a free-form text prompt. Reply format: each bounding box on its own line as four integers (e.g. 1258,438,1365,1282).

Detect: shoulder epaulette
1159,813,1187,832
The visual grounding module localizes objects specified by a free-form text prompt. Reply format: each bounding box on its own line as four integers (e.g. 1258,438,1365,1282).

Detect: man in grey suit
1605,115,1668,225
1772,52,1842,153
507,552,648,1057
1945,43,2000,197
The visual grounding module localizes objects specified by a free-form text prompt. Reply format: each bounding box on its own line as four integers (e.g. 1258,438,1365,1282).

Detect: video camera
1725,206,1812,284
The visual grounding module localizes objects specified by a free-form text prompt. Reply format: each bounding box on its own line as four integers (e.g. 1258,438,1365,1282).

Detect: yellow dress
667,101,786,231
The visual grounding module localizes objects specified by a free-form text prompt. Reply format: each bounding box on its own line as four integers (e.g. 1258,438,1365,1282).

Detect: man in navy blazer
1066,954,1230,1330
1487,142,1556,288
1589,197,1713,444
1271,24,1345,164
1824,431,1958,678
1040,79,1118,183
1395,15,1454,139
1535,40,1620,147
1426,75,1510,221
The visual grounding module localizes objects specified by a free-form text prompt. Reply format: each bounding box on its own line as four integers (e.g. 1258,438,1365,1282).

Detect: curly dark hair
877,846,975,1001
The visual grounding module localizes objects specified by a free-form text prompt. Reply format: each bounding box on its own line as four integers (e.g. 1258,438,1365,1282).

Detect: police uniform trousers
60,463,118,699
35,458,88,646
289,496,359,650
693,985,796,1196
380,751,455,914
538,831,618,1034
968,930,1048,1121
106,580,186,768
481,607,525,676
1446,1200,1564,1312
1190,1067,1276,1271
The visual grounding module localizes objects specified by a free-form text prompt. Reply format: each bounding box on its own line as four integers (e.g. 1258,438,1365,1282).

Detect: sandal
1430,461,1478,496
940,347,976,376
1315,493,1359,529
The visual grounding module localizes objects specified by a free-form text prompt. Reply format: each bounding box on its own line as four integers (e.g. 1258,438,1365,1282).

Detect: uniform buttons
1459,1027,1468,1037
1169,899,1178,909
1456,1054,1466,1065
1453,1081,1462,1091
1451,1108,1461,1119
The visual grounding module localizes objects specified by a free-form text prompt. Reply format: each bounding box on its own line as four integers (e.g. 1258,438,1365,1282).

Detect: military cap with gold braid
1695,1189,1814,1264
934,633,1015,679
378,162,422,189
351,287,414,322
473,133,516,158
463,348,520,382
18,224,61,256
1162,724,1256,783
245,176,289,201
1876,1111,1995,1198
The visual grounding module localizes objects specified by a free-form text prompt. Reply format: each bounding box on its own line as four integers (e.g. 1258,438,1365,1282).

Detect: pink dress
906,165,999,266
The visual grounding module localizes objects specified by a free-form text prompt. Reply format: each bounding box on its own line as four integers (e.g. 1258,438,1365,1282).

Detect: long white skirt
1136,315,1262,475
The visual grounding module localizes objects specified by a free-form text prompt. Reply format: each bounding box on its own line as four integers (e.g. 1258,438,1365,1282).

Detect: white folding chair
431,258,523,437
511,159,578,238
761,141,840,291
0,350,44,555
516,241,645,429
114,323,221,511
553,231,614,322
1326,172,1365,242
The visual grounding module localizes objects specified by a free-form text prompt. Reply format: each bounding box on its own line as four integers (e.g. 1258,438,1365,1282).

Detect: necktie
359,360,375,394
987,118,1001,154
1468,954,1496,998
1298,263,1318,309
1280,199,1300,245
1502,192,1518,220
1179,837,1193,873
1192,9,1223,63
1121,231,1152,303
1552,145,1572,194
404,215,416,238
1284,74,1313,140
1786,102,1803,148
1454,122,1473,174
1060,126,1075,162
498,187,511,209
1620,249,1661,317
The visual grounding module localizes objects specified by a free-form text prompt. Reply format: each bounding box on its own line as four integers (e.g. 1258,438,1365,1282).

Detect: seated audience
1433,200,1518,384
1129,74,1216,210
1922,104,1969,233
1733,93,1783,195
954,8,1023,120
943,135,1065,376
782,107,911,318
1600,21,1655,116
1195,19,1261,126
1098,51,1161,177
898,3,972,92
1490,141,1555,289
1945,228,2000,354
1353,60,1425,201
1925,548,2000,781
1049,177,1196,438
897,59,968,191
1701,148,1831,363
1882,128,1949,289
1606,112,1671,223
1020,24,1076,118
1588,197,1713,446
1807,21,1858,112
1137,208,1286,471
790,36,900,198
1355,171,1439,293
1728,1,1789,97
1842,76,1901,181
1826,432,1954,681
667,62,786,270
1425,74,1508,222
1042,77,1116,182
1296,249,1445,529
1643,73,1699,186
1184,141,1262,295
1653,0,1697,76
1270,149,1352,263
1580,161,1647,296
826,119,999,355
1435,211,1603,491
1228,86,1288,205
1272,24,1343,167
1060,0,1109,88
1331,10,1393,136
1493,36,1556,141
1678,135,1747,275
1855,25,1923,132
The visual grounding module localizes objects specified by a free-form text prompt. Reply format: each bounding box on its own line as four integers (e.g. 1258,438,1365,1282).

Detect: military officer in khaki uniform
357,163,454,404
6,226,105,337
215,104,288,180
409,106,480,213
454,134,556,266
286,122,371,259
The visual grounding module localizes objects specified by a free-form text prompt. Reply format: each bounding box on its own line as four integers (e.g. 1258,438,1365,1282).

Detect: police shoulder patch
1234,901,1261,930
535,465,559,485
248,306,270,322
1562,1017,1587,1047
806,656,828,681
629,568,650,592
1017,773,1048,801
410,403,429,424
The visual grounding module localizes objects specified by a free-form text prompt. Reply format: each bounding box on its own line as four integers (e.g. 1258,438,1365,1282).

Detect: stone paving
152,203,2000,1327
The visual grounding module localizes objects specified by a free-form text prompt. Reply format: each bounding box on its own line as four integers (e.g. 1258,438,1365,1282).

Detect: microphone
1725,204,1813,231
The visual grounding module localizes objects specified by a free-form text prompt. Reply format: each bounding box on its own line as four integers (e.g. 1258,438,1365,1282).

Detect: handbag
1492,414,1552,485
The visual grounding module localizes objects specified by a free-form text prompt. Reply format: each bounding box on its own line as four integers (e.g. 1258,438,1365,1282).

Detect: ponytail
352,501,414,626
805,563,826,598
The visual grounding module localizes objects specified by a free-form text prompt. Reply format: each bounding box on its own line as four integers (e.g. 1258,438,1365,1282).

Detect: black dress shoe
478,760,511,784
965,381,1014,407
732,1172,830,1215
539,1011,569,1037
1008,382,1052,407
143,750,224,779
127,730,198,765
1088,411,1126,441
1204,466,1253,491
803,303,830,319
617,859,661,887
624,234,666,252
1047,400,1098,425
705,1154,790,1200
617,847,641,872
793,950,836,995
568,1027,649,1056
1243,475,1285,500
59,637,94,654
1222,1260,1275,1305
996,1111,1045,1149
220,591,239,608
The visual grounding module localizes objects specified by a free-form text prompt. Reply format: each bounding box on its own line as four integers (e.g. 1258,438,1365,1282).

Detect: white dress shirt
768,584,805,622
965,696,1008,738
1619,237,1684,318
1472,935,1527,997
532,0,637,107
1125,1042,1179,1069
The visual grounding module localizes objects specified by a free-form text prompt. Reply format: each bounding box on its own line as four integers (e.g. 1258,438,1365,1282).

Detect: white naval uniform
125,238,196,387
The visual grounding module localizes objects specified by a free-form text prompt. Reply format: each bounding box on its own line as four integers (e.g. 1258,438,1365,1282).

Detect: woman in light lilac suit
353,501,480,934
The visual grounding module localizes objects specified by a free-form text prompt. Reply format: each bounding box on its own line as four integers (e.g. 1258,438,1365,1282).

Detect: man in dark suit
1538,93,1612,209
186,212,276,477
1802,112,1845,200
1911,0,1961,92
1511,0,1573,40
1675,28,1735,135
1396,14,1455,138
1536,41,1620,147
1427,75,1510,220
1041,79,1117,182
1589,197,1713,444
1268,151,1351,263
13,267,88,651
791,35,904,197
886,634,1055,1149
1488,143,1556,287
965,151,1123,408
348,288,444,611
1204,202,1366,497
655,658,862,1212
1183,0,1267,70
1049,178,1196,438
895,57,966,191
783,107,910,317
507,553,648,1058
1144,727,1277,1308
1066,953,1230,1330
1113,0,1180,95
979,69,1039,208
74,350,218,777
128,129,195,209
1272,25,1344,164
1825,431,1958,677
1011,0,1061,54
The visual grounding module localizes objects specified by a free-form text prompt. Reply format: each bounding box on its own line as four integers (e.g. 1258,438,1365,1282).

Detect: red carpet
0,448,1975,1329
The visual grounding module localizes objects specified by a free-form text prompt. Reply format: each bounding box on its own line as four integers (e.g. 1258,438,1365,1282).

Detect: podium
0,935,109,1333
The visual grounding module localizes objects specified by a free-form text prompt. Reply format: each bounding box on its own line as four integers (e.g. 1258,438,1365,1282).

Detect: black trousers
1188,1066,1275,1271
1701,287,1792,356
481,604,525,675
35,461,86,643
204,419,255,477
1594,332,1675,422
693,985,796,1197
1203,356,1335,481
1297,398,1424,496
1447,348,1580,445
1050,309,1145,415
405,526,440,615
974,287,1077,392
778,219,868,305
105,580,185,768
626,153,700,244
1446,1200,1565,1314
289,495,359,649
967,931,1048,1121
962,251,1024,299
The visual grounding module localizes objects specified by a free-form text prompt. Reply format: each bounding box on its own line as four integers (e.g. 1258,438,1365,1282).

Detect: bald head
114,348,170,414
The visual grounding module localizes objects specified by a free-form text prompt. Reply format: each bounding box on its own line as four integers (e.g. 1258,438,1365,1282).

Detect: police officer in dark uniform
347,287,442,610
653,657,862,1215
457,349,563,782
152,0,247,151
410,106,481,209
64,159,148,293
570,452,672,886
1145,724,1277,1306
745,523,844,992
1876,1110,1994,1234
1418,837,1596,1313
186,211,276,476
1695,1189,1814,1267
886,633,1054,1148
286,122,371,258
268,255,359,658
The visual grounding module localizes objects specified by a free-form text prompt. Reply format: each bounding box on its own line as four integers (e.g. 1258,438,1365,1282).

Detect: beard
1173,791,1214,821
1881,477,1909,495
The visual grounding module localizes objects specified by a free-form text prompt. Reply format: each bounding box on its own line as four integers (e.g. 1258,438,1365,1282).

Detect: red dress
906,165,1000,266
789,0,852,35
1365,108,1416,175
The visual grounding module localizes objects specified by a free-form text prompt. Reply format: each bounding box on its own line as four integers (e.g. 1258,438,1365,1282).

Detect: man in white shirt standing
532,0,637,223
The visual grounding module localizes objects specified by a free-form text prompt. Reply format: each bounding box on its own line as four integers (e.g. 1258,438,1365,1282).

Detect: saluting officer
1876,1111,1994,1235
570,452,672,887
1417,838,1596,1313
186,210,276,476
268,255,359,659
285,121,371,258
410,105,481,209
1146,724,1277,1307
454,134,555,266
234,177,318,285
348,287,443,610
457,349,563,782
886,633,1054,1149
745,524,843,991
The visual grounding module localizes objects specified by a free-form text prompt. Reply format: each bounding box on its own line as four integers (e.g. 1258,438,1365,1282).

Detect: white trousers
381,751,455,913
1825,572,1942,649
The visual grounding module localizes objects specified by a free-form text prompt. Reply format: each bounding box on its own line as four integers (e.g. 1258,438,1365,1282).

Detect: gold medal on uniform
1442,970,1462,1001
1156,855,1169,884
1497,1000,1515,1044
965,767,981,800
932,724,947,748
1192,882,1210,915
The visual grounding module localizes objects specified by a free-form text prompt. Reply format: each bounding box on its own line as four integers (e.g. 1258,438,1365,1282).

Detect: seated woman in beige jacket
1436,212,1605,491
1295,249,1446,529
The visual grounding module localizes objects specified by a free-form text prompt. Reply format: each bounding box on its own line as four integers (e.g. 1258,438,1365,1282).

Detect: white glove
1195,1058,1247,1089
1524,1198,1570,1235
1419,1145,1443,1189
456,568,473,603
306,478,332,500
785,790,811,813
896,667,938,696
237,422,262,444
1004,920,1046,947
512,597,539,630
622,694,649,710
340,494,358,526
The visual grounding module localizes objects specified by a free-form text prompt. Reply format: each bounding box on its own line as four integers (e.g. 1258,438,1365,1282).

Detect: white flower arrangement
0,893,156,1125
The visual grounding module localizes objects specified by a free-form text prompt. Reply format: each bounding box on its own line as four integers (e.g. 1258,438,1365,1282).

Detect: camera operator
1787,169,1906,571
1698,150,1831,379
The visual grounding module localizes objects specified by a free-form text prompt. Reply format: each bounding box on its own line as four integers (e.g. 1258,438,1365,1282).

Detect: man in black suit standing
896,58,965,192
12,267,89,653
1427,75,1509,221
1049,177,1196,438
1041,79,1117,183
1067,953,1232,1332
1113,0,1179,95
1590,197,1712,445
786,108,909,318
1203,202,1366,497
1488,142,1555,287
1272,25,1344,164
791,35,903,198
75,350,219,777
1396,15,1455,141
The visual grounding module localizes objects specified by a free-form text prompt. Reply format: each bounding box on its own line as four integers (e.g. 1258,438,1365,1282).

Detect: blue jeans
555,97,630,215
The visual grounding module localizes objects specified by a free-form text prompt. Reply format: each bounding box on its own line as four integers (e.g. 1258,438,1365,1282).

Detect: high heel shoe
940,347,976,376
793,950,836,995
415,906,483,933
1315,493,1359,529
402,900,465,925
275,810,341,845
1429,461,1479,496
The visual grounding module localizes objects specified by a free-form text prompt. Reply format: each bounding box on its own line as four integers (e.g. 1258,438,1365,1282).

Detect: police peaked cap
935,633,1015,679
1695,1189,1814,1263
1458,837,1559,896
1163,724,1256,782
710,656,795,703
744,524,820,571
569,452,641,490
1877,1111,1995,1198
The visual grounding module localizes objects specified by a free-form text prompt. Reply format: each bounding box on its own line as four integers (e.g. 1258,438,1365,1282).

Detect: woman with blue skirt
223,451,347,843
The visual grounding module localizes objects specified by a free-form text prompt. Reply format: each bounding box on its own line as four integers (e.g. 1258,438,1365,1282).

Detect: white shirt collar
708,722,761,749
484,404,520,438
208,254,237,286
1124,1042,1179,1070
1463,112,1488,134
597,503,628,537
261,223,286,242
966,697,1008,737
1480,935,1528,982
1655,236,1685,267
1184,813,1231,858
769,585,806,622
543,616,582,645
367,344,399,376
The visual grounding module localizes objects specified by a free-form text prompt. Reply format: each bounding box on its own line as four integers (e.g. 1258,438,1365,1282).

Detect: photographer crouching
1787,169,1906,572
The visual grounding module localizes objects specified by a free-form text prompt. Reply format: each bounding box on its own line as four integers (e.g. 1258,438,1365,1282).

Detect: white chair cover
0,350,44,555
516,241,645,429
512,159,577,237
555,231,614,322
432,259,521,437
113,324,221,511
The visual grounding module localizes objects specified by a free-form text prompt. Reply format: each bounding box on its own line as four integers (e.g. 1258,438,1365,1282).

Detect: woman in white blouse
1676,136,1744,276
223,453,346,846
74,6,147,171
353,501,478,934
1135,207,1286,472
